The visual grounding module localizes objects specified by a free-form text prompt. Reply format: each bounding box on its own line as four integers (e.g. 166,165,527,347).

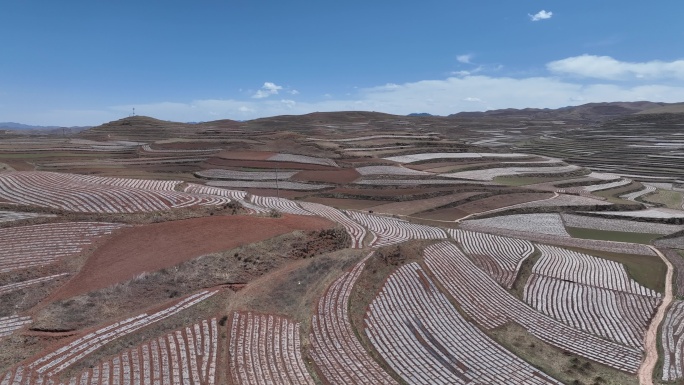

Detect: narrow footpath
638,245,674,385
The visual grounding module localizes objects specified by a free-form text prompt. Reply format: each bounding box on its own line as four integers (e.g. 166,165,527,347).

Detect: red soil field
150,142,222,150
291,168,360,184
49,214,334,300
339,157,395,165
329,187,453,197
414,207,469,221
213,151,276,160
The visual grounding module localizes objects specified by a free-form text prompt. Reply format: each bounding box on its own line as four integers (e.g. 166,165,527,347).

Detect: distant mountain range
0,122,92,130
448,101,684,121
5,101,684,135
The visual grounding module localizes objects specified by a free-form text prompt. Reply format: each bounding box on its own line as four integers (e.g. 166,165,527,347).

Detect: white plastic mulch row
450,229,534,289
0,172,232,213
0,315,32,338
0,222,127,274
183,183,247,201
342,145,415,151
345,211,447,247
309,255,397,384
584,208,684,219
524,274,658,349
442,165,581,181
355,179,479,186
229,312,315,385
583,178,632,192
561,213,683,235
504,194,613,211
620,184,656,201
384,152,531,164
585,172,622,181
195,169,299,181
464,213,570,237
206,181,331,191
0,274,69,296
661,300,684,381
311,134,438,142
423,241,643,373
354,165,431,176
267,154,338,167
26,291,217,377
3,318,220,385
366,263,561,385
248,196,313,216
533,245,658,297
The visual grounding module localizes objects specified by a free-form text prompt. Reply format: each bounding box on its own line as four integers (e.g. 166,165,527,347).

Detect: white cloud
100,76,683,124
289,89,300,95
7,55,684,126
457,54,473,64
548,54,684,80
280,99,296,108
529,10,553,21
252,82,283,98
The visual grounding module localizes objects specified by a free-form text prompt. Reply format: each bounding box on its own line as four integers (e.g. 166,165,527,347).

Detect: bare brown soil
149,142,222,150
49,214,334,300
414,206,470,221
302,197,381,210
367,192,481,216
213,150,276,160
203,158,337,171
291,168,361,184
338,157,395,164
328,187,451,197
456,192,554,214
405,161,463,171
0,160,34,171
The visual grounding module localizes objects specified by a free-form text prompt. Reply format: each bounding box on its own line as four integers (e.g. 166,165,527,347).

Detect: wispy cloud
457,54,473,64
529,10,553,21
547,55,684,80
252,82,283,98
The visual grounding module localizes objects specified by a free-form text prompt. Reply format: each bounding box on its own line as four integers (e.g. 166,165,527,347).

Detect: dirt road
638,245,674,385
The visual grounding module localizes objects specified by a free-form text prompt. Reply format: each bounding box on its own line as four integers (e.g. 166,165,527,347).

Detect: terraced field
0,172,231,213
423,242,645,373
0,222,126,273
1,110,682,385
516,114,684,183
228,312,313,385
366,263,561,384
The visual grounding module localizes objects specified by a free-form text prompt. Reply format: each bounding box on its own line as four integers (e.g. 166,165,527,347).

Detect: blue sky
2,1,684,125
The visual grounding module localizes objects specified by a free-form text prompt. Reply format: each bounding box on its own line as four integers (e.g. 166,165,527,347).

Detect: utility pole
275,166,280,199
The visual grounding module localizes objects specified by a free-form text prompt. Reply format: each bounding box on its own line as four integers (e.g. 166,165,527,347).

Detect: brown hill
450,101,670,122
